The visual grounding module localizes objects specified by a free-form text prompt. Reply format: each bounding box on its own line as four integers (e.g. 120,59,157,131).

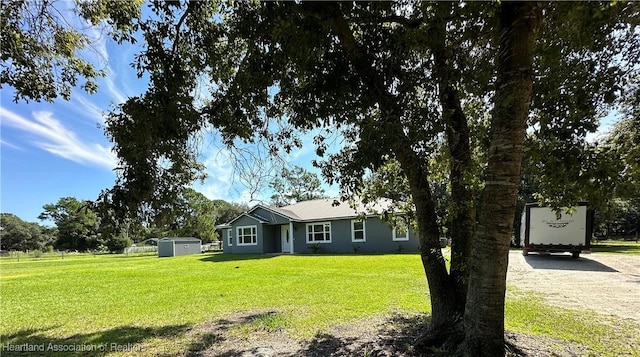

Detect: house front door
281,225,291,253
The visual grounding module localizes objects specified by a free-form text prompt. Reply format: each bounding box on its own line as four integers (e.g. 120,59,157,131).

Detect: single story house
217,198,419,254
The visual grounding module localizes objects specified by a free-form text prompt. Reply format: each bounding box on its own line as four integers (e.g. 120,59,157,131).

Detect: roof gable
219,198,395,227
225,212,269,226
273,198,393,222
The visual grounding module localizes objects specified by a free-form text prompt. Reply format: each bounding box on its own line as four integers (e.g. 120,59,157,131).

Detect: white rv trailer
520,203,593,258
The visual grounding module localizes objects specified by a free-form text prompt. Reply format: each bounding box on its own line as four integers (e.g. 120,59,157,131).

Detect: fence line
124,246,158,254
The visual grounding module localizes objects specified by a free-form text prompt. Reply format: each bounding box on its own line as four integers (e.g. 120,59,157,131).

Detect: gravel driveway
507,251,640,323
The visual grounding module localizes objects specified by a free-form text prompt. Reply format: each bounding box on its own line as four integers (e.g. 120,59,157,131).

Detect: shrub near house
218,198,419,254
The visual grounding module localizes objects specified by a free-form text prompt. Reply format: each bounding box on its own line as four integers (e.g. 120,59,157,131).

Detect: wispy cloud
79,20,130,105
68,94,107,125
193,148,235,200
103,67,128,104
0,139,23,151
0,108,117,170
193,145,273,204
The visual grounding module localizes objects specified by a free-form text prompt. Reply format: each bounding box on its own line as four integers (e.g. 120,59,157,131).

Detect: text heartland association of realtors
2,342,145,353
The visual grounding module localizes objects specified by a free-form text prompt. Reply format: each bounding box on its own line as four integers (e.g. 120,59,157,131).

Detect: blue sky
0,23,335,224
0,8,619,224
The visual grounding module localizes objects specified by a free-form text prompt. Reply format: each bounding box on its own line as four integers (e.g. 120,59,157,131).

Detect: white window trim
351,219,366,243
392,225,409,241
237,225,258,246
227,229,232,246
306,222,332,243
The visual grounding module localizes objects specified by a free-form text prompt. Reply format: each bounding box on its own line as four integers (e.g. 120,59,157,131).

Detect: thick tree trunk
462,3,542,356
433,52,475,310
323,8,461,331
442,85,475,309
430,3,476,311
394,143,460,331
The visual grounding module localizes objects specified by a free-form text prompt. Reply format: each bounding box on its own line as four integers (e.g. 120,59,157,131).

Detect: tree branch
171,1,193,58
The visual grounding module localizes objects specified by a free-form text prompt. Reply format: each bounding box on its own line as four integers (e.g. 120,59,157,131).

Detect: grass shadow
199,252,279,263
182,310,286,357
294,313,427,356
523,254,618,272
296,333,359,357
1,324,189,356
199,252,421,263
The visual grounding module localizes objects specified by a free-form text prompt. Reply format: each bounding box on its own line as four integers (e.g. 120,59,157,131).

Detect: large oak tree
100,2,638,355
3,1,638,355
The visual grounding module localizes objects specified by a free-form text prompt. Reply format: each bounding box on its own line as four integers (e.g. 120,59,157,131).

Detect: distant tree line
0,213,56,252
0,190,247,253
269,165,327,207
515,115,640,242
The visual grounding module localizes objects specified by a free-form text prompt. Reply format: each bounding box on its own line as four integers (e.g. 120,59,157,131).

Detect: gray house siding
359,218,419,253
292,222,307,253
262,225,279,253
225,215,285,254
291,217,420,254
223,228,233,254
229,215,264,254
221,206,420,254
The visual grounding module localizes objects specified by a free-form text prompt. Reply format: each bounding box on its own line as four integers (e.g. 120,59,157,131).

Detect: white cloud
0,139,23,151
239,188,269,205
192,145,275,204
103,67,128,104
193,149,235,200
324,187,341,199
69,94,107,125
77,20,130,105
0,108,117,170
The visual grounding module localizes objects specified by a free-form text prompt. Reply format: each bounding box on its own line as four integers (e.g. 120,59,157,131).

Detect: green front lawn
591,239,640,255
1,252,638,355
1,253,428,354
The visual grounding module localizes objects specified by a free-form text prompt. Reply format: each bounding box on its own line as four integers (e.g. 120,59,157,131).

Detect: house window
227,229,232,246
237,225,257,246
392,219,409,241
351,220,366,242
306,222,331,243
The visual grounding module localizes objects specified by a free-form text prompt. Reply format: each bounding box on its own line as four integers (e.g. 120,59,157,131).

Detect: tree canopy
3,1,639,355
269,166,326,207
38,197,101,251
0,0,142,102
0,213,54,251
169,188,219,242
97,2,638,354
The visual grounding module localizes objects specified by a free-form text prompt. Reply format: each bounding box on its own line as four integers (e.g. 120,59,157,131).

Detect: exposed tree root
413,320,465,356
413,322,531,356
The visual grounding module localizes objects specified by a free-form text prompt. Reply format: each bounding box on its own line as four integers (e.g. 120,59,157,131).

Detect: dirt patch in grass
179,252,640,356
183,310,592,357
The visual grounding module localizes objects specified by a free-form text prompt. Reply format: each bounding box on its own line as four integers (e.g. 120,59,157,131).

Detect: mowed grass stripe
1,252,638,356
1,253,429,339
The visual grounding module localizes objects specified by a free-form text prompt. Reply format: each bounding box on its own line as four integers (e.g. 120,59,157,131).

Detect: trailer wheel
522,250,529,256
571,252,580,259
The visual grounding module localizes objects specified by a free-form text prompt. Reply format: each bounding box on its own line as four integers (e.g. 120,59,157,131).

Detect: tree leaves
0,0,142,102
269,166,326,207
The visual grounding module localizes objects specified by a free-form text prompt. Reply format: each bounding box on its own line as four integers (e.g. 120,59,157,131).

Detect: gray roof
260,205,301,220
160,237,201,242
267,198,393,222
218,198,395,227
